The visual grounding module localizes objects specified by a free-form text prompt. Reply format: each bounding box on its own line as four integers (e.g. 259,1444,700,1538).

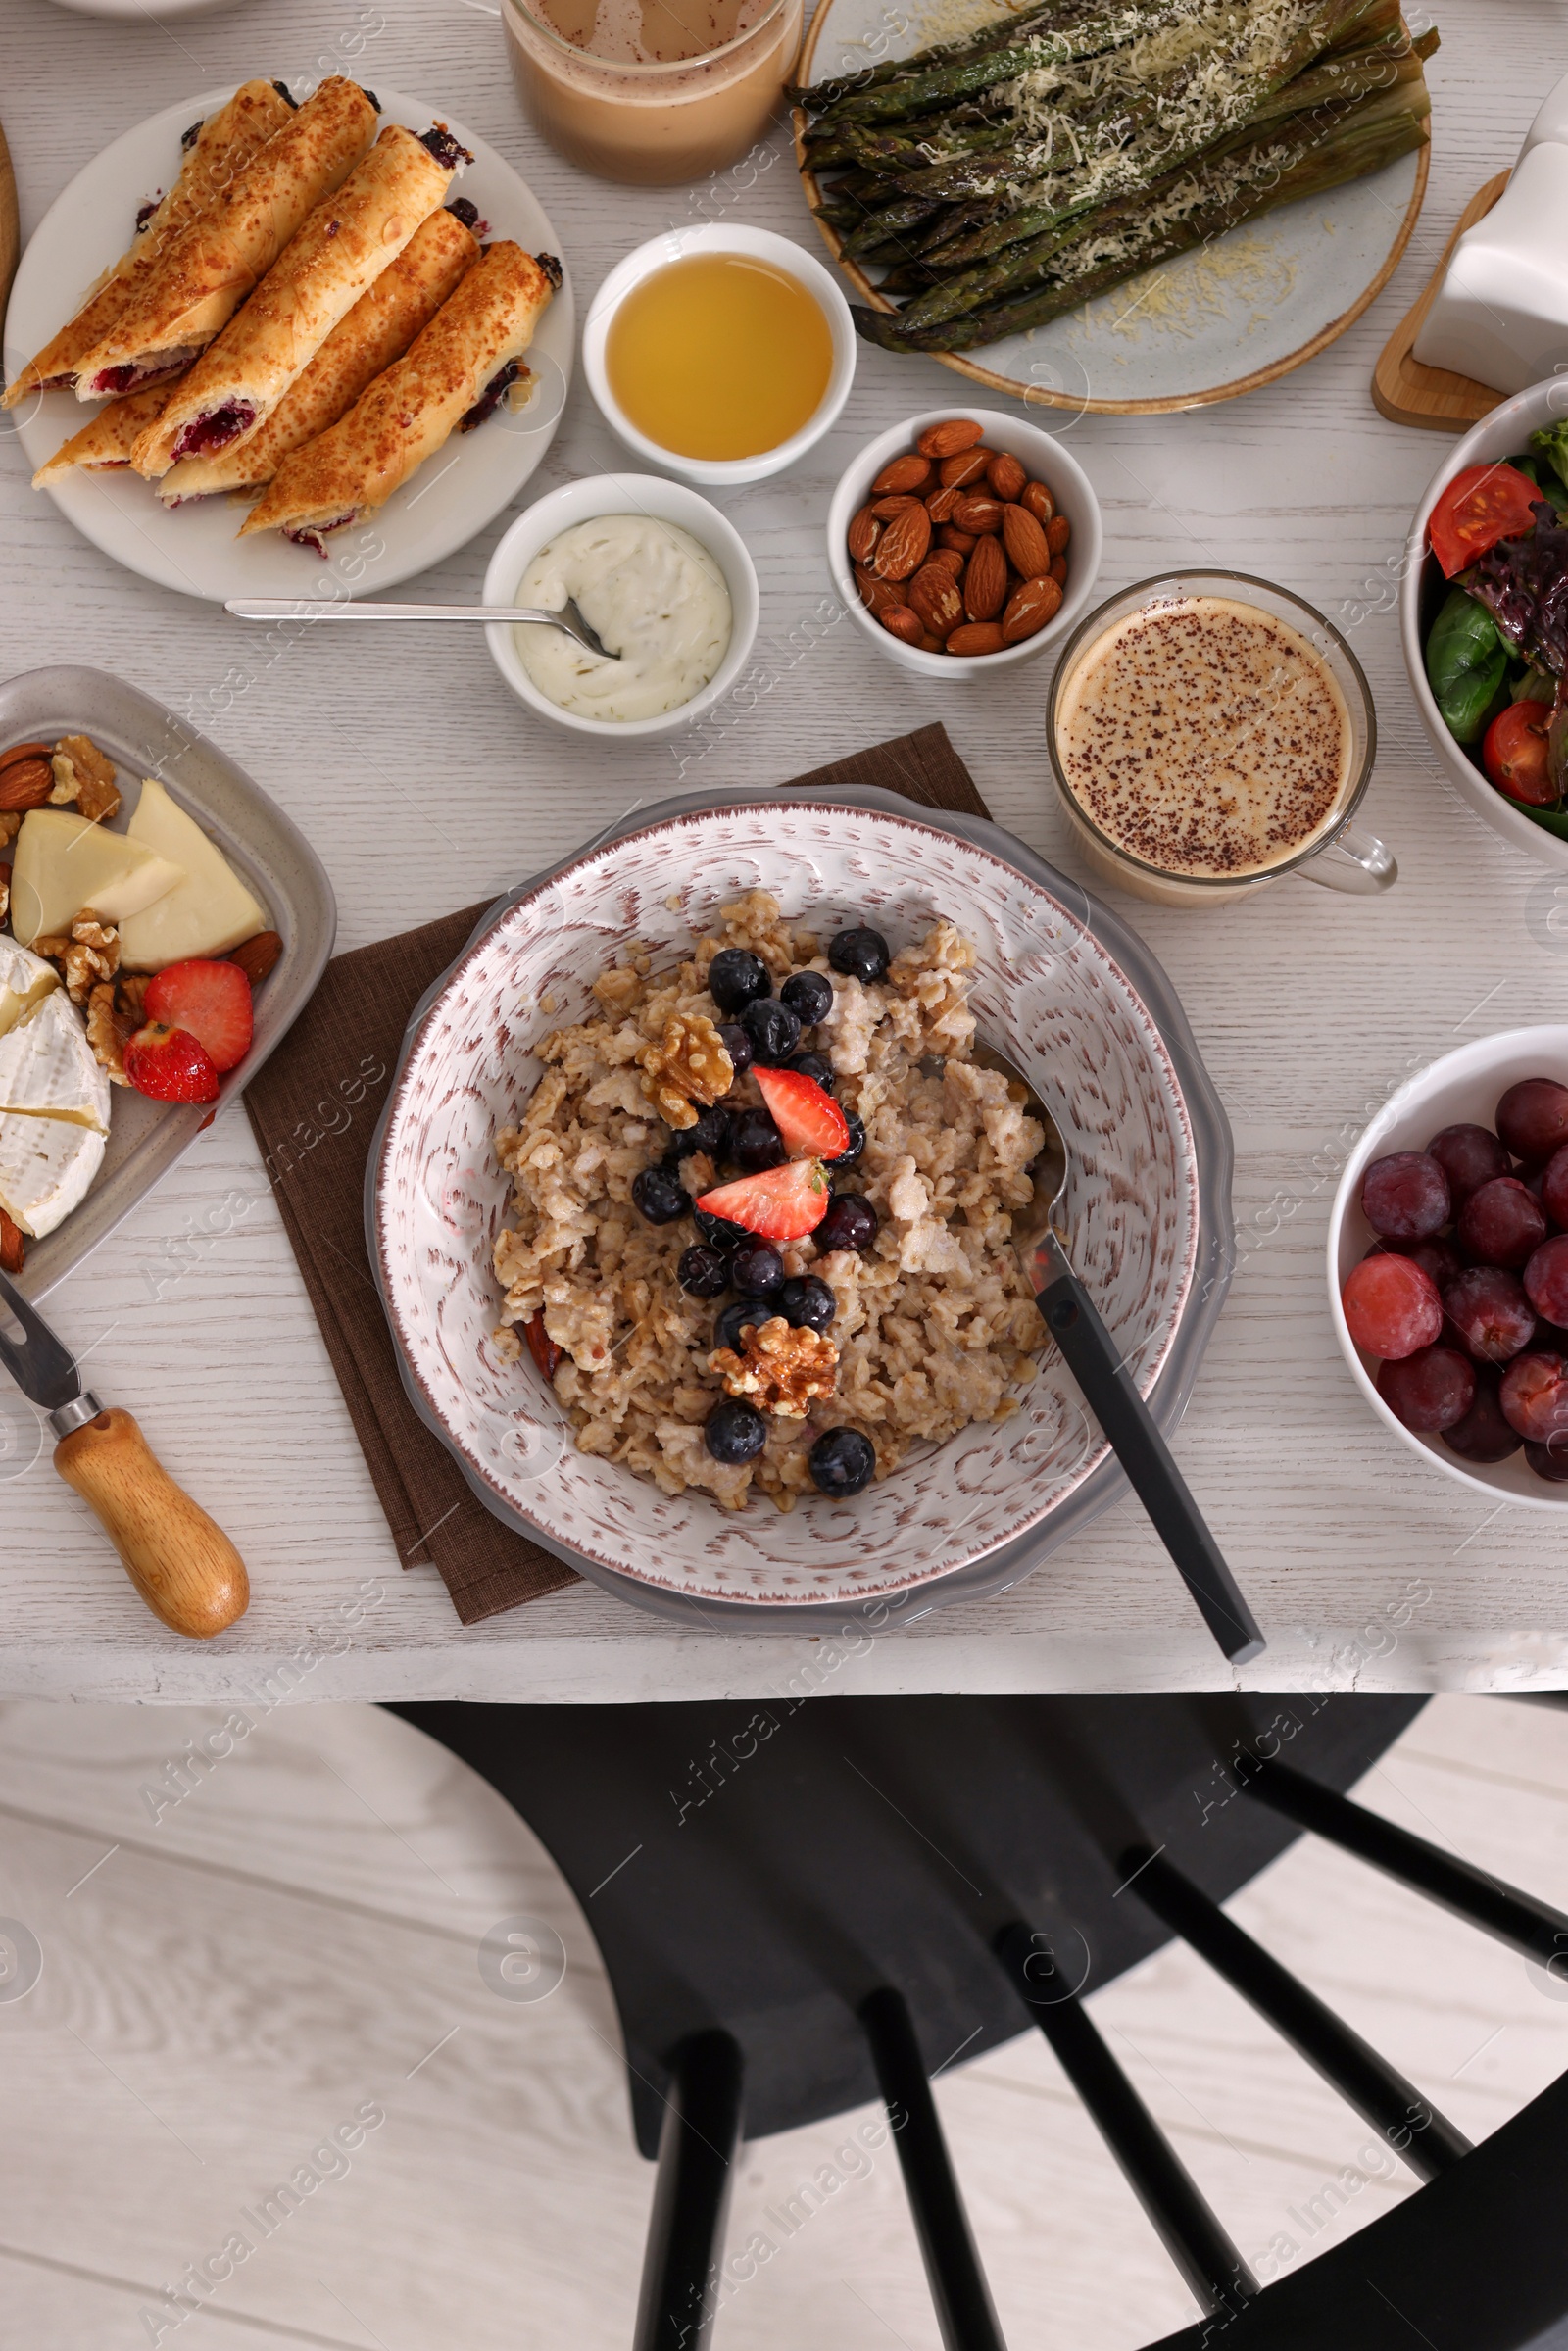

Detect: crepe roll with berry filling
133,122,469,478
73,77,378,403
158,207,479,504
2,79,295,409
31,377,188,488
241,240,561,554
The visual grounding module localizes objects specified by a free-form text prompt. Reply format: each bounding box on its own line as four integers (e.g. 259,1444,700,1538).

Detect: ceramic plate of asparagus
792,0,1437,413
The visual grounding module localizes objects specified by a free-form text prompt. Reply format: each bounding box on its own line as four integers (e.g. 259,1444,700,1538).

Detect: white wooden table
0,0,1563,1701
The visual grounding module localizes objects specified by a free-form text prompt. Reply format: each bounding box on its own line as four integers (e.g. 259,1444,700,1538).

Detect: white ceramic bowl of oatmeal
369,796,1210,1611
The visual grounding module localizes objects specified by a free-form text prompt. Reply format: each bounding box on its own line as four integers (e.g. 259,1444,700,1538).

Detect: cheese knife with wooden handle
0,1268,248,1638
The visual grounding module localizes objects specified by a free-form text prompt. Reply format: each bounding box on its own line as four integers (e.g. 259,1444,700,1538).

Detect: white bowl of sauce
484,473,760,739
582,223,856,486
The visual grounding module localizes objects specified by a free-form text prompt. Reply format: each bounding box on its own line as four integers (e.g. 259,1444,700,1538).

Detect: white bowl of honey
582,223,857,487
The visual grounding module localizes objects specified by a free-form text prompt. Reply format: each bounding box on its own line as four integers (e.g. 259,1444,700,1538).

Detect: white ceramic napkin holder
1413,73,1568,394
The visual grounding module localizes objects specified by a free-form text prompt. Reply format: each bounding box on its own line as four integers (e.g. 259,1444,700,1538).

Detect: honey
605,254,833,461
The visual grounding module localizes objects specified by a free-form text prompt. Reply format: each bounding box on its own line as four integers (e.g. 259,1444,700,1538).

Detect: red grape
1377,1346,1475,1433
1458,1175,1547,1268
1443,1265,1537,1363
1342,1253,1443,1360
1442,1369,1521,1463
1525,1439,1568,1483
1525,1235,1568,1327
1499,1351,1568,1444
1543,1143,1568,1230
1496,1078,1568,1164
1426,1122,1509,1203
1360,1151,1450,1241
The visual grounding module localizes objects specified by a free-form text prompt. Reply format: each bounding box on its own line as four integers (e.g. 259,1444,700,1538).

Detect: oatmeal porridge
491,889,1047,1510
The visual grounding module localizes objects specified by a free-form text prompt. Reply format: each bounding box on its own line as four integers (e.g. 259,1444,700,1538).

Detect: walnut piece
38,910,122,1004
50,734,121,823
638,1011,734,1130
116,972,150,1038
86,984,130,1085
0,814,19,848
0,871,7,929
709,1315,838,1419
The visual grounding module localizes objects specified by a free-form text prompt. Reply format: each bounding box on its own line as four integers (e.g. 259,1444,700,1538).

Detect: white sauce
514,514,732,721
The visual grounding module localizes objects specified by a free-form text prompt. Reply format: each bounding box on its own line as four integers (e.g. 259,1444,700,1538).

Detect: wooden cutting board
1372,171,1509,431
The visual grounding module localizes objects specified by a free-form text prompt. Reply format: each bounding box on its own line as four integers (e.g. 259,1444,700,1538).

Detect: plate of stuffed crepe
3,79,573,601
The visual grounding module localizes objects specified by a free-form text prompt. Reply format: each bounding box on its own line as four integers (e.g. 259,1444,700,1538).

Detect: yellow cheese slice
10,809,184,947
118,779,267,972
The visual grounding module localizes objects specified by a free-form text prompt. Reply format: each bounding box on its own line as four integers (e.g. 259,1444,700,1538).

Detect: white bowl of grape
1330,1028,1568,1507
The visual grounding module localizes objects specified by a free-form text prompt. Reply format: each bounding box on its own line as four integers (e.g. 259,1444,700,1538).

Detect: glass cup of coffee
1046,570,1394,908
502,0,804,185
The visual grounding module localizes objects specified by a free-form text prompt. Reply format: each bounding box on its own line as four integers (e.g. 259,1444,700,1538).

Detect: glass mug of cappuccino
1046,571,1395,908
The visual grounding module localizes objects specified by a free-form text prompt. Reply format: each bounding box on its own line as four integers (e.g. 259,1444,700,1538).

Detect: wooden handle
54,1408,249,1639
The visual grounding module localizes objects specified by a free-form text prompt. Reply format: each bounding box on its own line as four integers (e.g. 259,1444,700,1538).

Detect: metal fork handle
1030,1231,1265,1666
226,598,587,625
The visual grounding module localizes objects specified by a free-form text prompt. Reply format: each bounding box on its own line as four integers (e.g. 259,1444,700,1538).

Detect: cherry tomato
1483,699,1556,807
1428,463,1543,578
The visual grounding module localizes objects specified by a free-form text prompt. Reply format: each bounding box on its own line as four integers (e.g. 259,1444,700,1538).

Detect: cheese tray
0,665,335,1298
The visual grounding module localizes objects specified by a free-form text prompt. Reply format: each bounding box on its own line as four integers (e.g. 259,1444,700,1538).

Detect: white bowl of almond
827,409,1102,678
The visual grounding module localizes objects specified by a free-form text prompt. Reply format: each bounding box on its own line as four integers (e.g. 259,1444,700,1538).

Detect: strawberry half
123,1021,220,1104
753,1066,850,1162
144,957,254,1074
696,1158,830,1243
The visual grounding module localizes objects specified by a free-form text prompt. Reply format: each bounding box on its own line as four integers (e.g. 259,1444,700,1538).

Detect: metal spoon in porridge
970,1044,1265,1666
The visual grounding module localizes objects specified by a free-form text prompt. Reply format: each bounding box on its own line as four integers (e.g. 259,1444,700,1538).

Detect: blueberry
664,1103,730,1163
705,1397,766,1465
829,926,890,985
708,948,770,1015
730,1106,786,1174
816,1194,877,1254
781,970,833,1025
714,1299,766,1354
695,1206,750,1249
829,1109,865,1171
741,997,801,1067
808,1426,876,1496
632,1165,688,1226
678,1244,730,1298
716,1020,753,1077
732,1241,785,1298
779,1275,835,1333
788,1052,836,1092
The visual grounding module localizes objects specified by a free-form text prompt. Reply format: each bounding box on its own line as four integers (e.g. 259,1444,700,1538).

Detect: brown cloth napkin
243,721,993,1625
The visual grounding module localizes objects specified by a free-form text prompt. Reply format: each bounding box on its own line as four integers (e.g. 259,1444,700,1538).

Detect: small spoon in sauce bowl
225,596,616,660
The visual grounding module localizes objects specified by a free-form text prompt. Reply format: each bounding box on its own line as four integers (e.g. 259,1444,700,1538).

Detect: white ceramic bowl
1401,376,1568,869
483,474,760,741
581,223,857,487
828,409,1103,680
371,799,1205,1608
1328,1024,1568,1511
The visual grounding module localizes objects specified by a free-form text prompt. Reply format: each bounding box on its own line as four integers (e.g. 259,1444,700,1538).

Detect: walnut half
86,984,130,1085
50,734,122,823
37,910,121,1004
638,1011,733,1131
710,1316,839,1419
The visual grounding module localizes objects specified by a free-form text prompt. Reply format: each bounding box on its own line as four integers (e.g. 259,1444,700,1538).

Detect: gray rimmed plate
0,664,336,1297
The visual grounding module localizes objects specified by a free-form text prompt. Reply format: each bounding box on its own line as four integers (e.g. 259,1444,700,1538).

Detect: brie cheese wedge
0,990,112,1132
10,808,184,948
0,1110,106,1237
0,941,61,1039
119,778,268,971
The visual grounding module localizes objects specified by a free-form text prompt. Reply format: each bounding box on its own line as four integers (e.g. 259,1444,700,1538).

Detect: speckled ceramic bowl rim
368,790,1220,1613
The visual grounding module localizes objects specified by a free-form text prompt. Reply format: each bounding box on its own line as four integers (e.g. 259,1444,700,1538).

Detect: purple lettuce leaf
1459,501,1568,678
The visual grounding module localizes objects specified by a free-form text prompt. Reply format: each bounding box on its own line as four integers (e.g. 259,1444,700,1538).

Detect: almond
1001,574,1063,644
879,604,925,645
1020,480,1055,525
871,493,920,519
1002,504,1053,579
924,483,961,524
229,930,283,986
939,447,991,490
872,453,932,496
1047,514,1071,556
0,741,51,773
0,1208,22,1277
963,533,1007,622
917,418,984,461
916,631,946,653
952,493,1004,536
855,563,902,618
873,504,932,582
937,525,977,557
987,451,1027,501
847,507,881,565
0,759,55,812
947,622,1005,658
906,563,963,638
928,547,965,577
1050,555,1069,586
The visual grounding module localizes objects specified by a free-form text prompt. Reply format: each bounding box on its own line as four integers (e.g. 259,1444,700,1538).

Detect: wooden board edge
1370,170,1510,432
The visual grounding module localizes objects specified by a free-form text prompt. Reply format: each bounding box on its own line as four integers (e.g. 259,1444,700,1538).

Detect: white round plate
46,0,242,19
5,85,573,600
794,0,1429,415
